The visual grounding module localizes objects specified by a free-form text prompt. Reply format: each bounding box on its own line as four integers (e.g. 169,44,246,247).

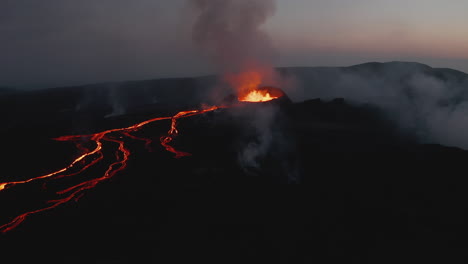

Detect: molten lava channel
0,106,220,233
0,86,287,233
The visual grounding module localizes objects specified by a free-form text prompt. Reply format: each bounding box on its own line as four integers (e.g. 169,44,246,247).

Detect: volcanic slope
1,61,468,263
1,90,468,263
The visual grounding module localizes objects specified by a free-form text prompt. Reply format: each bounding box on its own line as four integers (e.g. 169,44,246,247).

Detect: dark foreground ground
0,92,467,264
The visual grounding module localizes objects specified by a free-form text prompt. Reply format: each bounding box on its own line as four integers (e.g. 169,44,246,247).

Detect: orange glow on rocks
225,69,284,103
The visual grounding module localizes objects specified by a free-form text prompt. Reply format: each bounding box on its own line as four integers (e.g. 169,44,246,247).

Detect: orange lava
226,70,283,103
239,90,278,102
0,106,220,233
0,79,284,233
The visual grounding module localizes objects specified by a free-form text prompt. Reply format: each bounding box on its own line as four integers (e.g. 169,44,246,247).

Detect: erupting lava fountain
237,86,290,105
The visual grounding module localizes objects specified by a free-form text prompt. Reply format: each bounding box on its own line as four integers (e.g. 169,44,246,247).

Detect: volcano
239,86,292,106
1,63,468,263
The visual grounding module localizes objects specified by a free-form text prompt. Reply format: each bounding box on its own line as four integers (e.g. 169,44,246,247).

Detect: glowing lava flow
0,106,220,233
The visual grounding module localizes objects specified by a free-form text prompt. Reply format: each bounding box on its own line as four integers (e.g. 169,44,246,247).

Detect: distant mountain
2,61,467,140
4,61,466,105
277,61,468,102
278,62,468,149
4,61,466,107
0,86,16,95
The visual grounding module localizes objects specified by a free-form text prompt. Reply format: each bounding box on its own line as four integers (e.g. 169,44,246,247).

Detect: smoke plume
190,0,276,73
189,0,298,180
188,0,300,95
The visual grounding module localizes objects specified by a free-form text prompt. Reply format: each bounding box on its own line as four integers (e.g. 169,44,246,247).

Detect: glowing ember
239,90,278,102
0,105,221,233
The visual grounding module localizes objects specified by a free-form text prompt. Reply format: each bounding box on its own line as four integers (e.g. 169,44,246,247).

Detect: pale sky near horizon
271,0,468,67
1,0,467,87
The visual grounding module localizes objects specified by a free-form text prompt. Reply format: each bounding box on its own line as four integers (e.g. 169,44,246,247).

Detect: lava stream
0,106,220,233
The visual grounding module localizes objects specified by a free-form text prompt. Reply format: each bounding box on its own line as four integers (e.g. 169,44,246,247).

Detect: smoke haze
190,0,276,72
288,62,468,149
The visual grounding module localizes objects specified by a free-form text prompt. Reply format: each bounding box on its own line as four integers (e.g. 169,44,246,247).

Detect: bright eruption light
239,90,278,102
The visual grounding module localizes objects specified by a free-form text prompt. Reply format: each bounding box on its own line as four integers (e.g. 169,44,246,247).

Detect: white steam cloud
238,106,275,169
293,62,468,149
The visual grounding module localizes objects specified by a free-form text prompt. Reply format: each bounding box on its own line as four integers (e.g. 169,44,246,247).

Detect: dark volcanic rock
1,65,468,263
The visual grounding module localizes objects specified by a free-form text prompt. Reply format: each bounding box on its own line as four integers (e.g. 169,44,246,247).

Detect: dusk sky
1,0,467,87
